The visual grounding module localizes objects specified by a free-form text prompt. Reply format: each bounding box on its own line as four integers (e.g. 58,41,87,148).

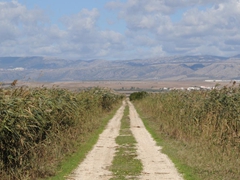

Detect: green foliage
0,87,123,179
129,91,148,101
134,83,240,180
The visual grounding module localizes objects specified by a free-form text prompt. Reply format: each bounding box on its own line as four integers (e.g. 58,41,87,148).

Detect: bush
129,91,148,101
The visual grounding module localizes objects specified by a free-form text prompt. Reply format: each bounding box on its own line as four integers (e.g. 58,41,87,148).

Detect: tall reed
133,82,240,179
0,86,123,179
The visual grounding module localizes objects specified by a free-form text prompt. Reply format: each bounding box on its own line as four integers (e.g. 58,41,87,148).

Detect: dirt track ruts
67,100,183,180
128,100,183,180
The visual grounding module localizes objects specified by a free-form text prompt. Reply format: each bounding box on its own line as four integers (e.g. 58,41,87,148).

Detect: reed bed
133,83,240,179
0,86,123,179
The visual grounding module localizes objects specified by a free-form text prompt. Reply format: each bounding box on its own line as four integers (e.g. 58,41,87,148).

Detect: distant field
16,80,232,92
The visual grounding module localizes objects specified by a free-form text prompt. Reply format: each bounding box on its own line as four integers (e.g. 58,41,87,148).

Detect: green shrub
129,91,148,101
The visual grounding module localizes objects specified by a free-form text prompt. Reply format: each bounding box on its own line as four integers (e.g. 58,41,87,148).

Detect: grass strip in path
45,104,122,180
110,104,143,180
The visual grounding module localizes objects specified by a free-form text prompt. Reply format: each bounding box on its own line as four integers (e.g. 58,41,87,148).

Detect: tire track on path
67,101,126,180
128,100,183,180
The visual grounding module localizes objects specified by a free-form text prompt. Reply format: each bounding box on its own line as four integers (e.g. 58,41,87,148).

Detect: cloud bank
0,0,239,59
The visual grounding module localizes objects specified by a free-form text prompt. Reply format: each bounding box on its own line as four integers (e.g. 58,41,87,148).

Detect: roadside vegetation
0,86,123,180
132,82,240,180
110,103,142,179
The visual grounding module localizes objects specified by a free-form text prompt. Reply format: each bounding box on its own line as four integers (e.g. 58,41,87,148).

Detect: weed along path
67,100,183,180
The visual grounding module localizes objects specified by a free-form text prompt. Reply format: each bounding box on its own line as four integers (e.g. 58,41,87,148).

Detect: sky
0,0,240,60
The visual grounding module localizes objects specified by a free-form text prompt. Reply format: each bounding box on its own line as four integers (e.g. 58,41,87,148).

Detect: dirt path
67,100,183,180
67,101,126,180
128,100,183,180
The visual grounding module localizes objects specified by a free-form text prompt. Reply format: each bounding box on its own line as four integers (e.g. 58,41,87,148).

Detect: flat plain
17,80,231,92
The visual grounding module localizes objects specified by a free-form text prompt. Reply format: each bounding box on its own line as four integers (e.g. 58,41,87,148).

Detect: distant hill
0,55,240,82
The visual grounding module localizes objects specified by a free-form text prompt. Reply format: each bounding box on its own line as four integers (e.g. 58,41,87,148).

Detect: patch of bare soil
18,80,226,91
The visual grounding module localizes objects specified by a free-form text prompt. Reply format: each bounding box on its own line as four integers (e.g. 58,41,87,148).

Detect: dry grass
133,82,240,180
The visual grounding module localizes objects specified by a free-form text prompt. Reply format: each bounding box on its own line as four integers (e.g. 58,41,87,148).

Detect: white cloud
0,0,240,59
107,0,240,57
61,8,99,31
151,45,166,57
106,0,223,15
59,9,125,58
0,2,125,59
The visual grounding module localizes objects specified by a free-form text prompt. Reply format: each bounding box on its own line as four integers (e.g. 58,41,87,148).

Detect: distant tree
129,91,148,101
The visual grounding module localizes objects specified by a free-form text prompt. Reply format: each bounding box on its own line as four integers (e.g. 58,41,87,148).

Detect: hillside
0,55,240,82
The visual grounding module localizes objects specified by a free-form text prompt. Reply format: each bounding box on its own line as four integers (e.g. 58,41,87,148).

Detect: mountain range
0,55,240,82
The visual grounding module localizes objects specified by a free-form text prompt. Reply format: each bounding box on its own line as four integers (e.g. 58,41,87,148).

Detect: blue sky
0,0,240,60
17,0,126,32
